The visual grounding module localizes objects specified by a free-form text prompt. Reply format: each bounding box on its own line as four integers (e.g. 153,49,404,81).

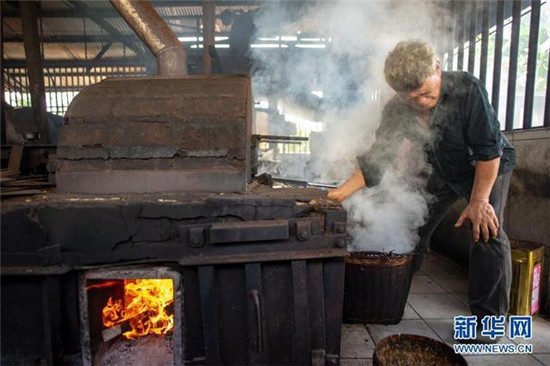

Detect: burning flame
102,279,174,340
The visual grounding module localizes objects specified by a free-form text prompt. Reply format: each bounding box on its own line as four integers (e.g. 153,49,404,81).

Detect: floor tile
426,318,515,347
340,359,372,366
419,253,466,276
452,292,469,306
463,355,543,365
425,318,461,345
402,303,420,320
366,319,441,344
410,274,447,294
340,324,375,359
340,250,550,365
530,318,550,353
429,273,469,293
533,353,550,365
408,293,470,319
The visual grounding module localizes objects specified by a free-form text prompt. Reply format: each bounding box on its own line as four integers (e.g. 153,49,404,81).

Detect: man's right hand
326,168,367,203
327,189,346,203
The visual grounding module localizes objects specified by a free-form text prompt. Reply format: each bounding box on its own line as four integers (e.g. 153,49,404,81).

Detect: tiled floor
340,251,550,365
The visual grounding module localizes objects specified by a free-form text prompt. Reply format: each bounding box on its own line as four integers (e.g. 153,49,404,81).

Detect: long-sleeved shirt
357,71,516,197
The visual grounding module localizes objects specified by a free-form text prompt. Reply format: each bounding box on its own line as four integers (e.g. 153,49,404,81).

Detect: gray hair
384,40,437,92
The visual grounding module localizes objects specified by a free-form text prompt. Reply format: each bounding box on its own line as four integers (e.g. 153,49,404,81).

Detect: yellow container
509,240,545,316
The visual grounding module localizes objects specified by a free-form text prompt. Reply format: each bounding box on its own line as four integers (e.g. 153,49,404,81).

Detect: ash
97,334,173,366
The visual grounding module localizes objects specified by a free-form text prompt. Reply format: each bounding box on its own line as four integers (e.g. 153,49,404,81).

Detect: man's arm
455,158,500,242
327,168,366,203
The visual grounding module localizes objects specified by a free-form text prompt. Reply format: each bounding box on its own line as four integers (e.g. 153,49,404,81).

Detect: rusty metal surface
1,189,346,271
183,258,345,365
55,169,247,194
1,188,347,365
110,0,187,75
56,75,253,194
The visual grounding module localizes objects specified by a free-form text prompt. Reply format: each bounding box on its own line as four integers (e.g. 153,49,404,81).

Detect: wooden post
1,1,6,145
202,0,216,74
20,0,50,144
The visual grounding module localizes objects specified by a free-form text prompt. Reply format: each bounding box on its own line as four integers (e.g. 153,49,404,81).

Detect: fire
102,279,174,340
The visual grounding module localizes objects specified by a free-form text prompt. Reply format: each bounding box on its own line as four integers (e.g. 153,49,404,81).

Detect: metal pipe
109,0,187,76
505,0,522,131
467,1,477,74
491,0,504,110
523,0,541,129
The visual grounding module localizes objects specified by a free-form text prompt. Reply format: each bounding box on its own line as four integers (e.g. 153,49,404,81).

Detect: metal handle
209,220,289,244
250,289,263,353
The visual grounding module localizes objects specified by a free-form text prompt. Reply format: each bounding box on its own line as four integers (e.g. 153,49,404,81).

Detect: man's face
398,62,442,112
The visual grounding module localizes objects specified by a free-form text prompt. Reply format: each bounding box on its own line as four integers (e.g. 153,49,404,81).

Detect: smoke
343,170,434,254
249,1,452,253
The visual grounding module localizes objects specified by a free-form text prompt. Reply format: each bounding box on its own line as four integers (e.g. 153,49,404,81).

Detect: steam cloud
250,1,452,253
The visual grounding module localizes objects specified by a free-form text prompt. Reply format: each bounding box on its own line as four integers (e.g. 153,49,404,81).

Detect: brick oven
1,74,347,365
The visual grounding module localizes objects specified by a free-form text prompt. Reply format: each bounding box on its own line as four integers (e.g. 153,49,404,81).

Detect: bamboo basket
373,334,467,366
344,251,416,324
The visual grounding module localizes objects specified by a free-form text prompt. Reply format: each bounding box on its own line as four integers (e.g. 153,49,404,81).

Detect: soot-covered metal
1,74,348,365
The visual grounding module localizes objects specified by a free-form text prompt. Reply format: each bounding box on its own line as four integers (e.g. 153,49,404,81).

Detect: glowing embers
100,279,174,340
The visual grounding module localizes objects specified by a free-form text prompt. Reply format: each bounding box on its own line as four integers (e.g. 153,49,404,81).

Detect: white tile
340,359,372,366
429,274,469,294
533,353,550,365
507,317,550,354
530,317,550,353
506,128,550,142
452,292,469,306
425,318,461,345
464,354,542,366
408,293,470,319
419,254,466,276
402,303,420,320
340,323,375,359
410,275,447,294
366,319,441,344
426,318,515,348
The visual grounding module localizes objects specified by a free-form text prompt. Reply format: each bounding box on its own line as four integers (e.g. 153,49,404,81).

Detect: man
328,40,515,326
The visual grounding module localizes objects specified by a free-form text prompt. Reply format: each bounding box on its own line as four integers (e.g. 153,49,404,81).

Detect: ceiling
2,0,261,63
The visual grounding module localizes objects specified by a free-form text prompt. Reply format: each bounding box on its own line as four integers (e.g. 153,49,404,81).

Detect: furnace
1,75,347,366
80,266,183,366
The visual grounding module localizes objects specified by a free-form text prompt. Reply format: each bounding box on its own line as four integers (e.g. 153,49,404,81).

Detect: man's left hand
454,200,499,242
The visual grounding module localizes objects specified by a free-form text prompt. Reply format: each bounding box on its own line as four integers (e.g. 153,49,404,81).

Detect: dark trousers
416,172,512,318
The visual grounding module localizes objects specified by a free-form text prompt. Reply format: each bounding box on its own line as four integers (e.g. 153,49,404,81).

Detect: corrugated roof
1,1,307,62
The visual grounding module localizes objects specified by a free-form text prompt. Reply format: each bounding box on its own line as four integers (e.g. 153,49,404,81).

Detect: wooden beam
1,0,6,145
86,42,114,73
67,1,152,65
3,32,232,43
3,1,260,17
20,0,50,144
4,9,228,20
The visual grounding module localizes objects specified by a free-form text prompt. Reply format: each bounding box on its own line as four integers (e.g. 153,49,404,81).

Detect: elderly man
328,40,515,327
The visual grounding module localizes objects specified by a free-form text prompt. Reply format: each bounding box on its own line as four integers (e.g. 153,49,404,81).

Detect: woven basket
343,251,416,324
373,334,467,366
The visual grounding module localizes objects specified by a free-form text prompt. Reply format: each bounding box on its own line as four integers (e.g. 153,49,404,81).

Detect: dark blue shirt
357,71,515,196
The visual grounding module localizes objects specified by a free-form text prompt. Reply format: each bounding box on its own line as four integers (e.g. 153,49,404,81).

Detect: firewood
102,323,132,342
101,300,174,342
